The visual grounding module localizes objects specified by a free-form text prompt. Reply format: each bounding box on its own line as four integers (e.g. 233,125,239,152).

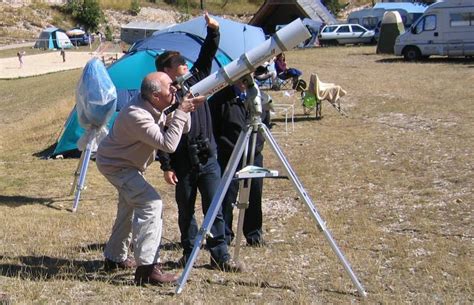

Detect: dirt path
0,50,122,79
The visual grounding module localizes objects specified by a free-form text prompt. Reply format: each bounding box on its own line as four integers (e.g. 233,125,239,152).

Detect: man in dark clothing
155,13,242,272
208,81,268,247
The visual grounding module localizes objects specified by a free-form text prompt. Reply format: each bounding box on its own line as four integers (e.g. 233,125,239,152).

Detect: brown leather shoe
134,264,179,286
104,257,136,272
210,258,245,273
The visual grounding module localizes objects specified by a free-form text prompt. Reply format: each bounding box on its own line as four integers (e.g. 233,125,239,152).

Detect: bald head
141,72,176,111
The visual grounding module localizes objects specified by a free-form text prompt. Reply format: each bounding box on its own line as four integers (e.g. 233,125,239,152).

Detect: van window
337,26,350,33
450,12,474,27
415,15,436,34
401,16,408,26
348,18,359,24
362,17,378,29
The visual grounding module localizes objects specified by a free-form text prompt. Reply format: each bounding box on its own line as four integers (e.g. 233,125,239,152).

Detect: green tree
79,0,103,32
64,0,81,17
64,0,103,32
130,0,141,16
105,25,113,41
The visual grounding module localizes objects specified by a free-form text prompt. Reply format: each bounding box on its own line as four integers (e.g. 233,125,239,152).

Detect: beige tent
376,11,405,54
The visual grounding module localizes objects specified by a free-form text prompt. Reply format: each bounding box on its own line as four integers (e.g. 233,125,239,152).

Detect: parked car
318,24,376,46
69,34,90,46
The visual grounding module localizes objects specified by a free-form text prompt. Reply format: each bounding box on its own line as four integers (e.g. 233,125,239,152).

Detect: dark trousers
174,155,229,263
218,151,263,245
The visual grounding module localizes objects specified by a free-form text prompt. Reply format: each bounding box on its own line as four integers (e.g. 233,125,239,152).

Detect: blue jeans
218,151,264,245
174,155,230,263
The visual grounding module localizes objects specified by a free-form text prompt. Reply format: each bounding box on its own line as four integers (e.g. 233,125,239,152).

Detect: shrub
63,0,103,32
105,25,113,41
130,0,141,16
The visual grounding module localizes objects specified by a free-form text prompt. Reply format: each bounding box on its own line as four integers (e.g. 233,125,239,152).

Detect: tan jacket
96,95,190,174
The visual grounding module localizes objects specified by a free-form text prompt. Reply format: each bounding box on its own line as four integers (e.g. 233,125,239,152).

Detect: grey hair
141,76,162,102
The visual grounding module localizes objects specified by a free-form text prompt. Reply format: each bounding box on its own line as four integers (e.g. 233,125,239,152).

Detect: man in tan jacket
96,72,204,285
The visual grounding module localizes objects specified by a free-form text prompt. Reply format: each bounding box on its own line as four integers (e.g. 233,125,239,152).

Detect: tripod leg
70,150,86,196
234,128,258,261
261,124,367,297
176,128,252,295
72,137,94,213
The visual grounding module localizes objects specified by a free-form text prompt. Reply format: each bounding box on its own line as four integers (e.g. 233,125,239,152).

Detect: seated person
274,53,302,89
254,62,279,90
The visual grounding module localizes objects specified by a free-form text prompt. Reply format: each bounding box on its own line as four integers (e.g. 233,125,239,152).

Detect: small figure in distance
60,48,66,62
17,51,26,68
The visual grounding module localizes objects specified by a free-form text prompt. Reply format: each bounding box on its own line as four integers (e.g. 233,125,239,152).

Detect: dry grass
0,46,473,304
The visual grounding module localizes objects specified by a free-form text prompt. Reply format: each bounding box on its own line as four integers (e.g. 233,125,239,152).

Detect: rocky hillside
0,1,362,46
0,3,187,46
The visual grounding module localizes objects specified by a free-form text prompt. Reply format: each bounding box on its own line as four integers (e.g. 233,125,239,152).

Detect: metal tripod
70,128,97,212
175,94,367,297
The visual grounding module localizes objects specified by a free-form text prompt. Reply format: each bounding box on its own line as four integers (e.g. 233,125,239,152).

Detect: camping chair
276,73,294,90
255,73,275,90
301,91,321,118
303,73,348,117
254,63,279,90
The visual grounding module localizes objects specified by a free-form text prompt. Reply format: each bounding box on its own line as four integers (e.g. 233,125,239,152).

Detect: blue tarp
155,15,266,60
76,58,117,128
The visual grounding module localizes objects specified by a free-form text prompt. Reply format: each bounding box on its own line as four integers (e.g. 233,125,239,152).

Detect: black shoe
246,238,266,247
210,258,245,273
104,257,136,272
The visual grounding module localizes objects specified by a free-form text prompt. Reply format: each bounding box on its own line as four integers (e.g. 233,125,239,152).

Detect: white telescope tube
189,18,311,97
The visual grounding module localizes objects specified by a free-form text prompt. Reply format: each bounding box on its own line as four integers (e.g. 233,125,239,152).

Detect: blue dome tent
156,15,266,60
34,27,74,50
51,19,266,158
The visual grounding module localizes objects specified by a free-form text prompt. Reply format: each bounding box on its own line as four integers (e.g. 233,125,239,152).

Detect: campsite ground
0,46,473,303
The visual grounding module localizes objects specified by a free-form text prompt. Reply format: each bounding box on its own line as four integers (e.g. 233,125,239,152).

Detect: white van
394,0,474,60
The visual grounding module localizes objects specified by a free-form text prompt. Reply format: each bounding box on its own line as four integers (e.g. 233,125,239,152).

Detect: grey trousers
101,168,163,266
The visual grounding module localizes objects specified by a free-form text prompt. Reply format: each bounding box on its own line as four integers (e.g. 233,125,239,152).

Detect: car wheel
403,46,421,61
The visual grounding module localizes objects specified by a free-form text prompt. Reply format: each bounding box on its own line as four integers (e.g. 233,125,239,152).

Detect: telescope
189,18,311,98
163,19,309,117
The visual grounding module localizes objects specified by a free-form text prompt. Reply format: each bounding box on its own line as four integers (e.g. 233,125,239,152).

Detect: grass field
0,46,473,303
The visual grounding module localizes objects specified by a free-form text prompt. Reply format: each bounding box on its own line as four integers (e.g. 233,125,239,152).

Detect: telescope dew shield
189,18,311,97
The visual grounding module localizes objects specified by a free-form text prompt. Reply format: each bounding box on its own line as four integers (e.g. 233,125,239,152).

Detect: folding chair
254,64,279,90
255,74,275,90
301,91,321,118
306,73,348,117
276,73,293,90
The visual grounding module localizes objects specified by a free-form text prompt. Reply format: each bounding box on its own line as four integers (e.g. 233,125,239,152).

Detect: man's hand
205,11,219,30
178,94,206,113
164,170,178,185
